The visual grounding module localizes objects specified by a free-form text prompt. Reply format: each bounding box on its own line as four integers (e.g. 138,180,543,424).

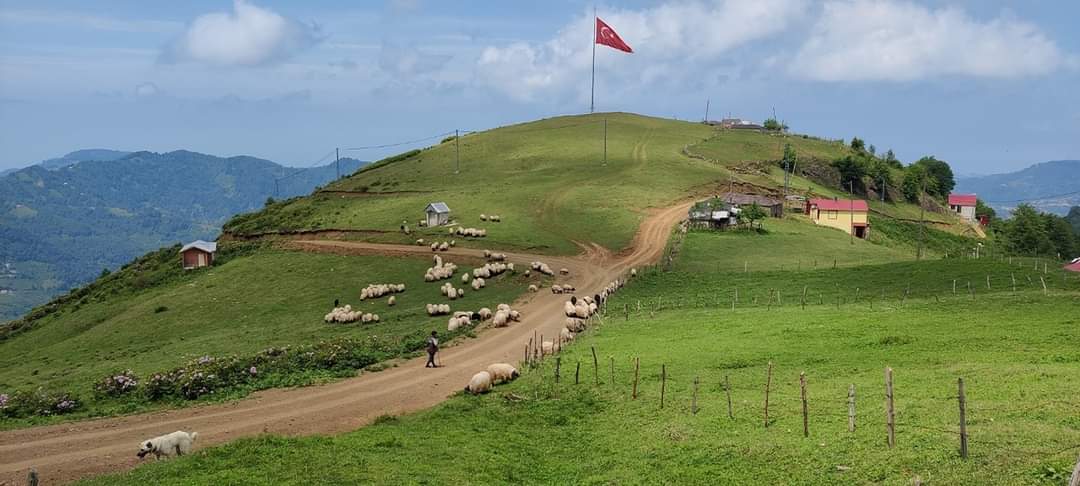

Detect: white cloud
476,0,808,102
790,1,1073,81
162,0,321,67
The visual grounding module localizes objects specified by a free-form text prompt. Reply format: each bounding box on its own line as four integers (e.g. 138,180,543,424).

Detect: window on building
828,210,837,220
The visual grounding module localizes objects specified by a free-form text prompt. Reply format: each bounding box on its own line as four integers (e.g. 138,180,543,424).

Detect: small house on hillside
688,198,738,230
425,202,451,227
948,193,977,222
721,193,783,217
719,118,763,130
805,198,870,239
180,240,217,269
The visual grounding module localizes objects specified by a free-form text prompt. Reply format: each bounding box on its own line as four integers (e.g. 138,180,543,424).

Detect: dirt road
0,202,691,485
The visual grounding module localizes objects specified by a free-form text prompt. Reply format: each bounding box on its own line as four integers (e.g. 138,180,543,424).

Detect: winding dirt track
0,202,691,485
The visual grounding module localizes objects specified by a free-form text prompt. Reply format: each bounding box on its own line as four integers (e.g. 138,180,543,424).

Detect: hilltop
956,160,1080,216
0,150,365,320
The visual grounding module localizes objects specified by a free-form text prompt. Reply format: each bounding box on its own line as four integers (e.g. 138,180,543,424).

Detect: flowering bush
0,388,81,418
94,370,140,397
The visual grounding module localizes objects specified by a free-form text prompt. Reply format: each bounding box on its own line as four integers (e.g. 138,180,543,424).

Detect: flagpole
590,7,596,114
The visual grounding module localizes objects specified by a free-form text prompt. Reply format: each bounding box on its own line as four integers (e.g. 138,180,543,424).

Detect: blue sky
0,0,1077,174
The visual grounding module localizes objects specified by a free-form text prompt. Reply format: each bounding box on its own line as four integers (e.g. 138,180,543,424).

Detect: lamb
486,363,519,384
477,307,493,320
465,371,493,394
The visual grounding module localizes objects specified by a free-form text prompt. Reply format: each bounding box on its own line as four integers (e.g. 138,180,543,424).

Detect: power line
342,131,454,151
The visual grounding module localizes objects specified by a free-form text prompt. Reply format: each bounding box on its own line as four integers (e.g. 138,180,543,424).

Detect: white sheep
630,268,637,277
541,341,554,355
387,296,396,306
462,273,471,283
563,301,576,317
528,284,538,292
465,371,492,394
497,303,510,312
486,363,519,384
560,327,575,342
478,307,493,320
565,318,586,332
448,314,470,331
509,310,521,321
551,284,564,294
492,310,509,327
480,214,488,221
559,268,570,275
416,238,425,245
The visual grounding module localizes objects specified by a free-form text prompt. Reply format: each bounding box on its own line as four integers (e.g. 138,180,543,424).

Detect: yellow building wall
810,209,868,235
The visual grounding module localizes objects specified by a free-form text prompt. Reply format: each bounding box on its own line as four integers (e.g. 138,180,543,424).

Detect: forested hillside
0,150,365,320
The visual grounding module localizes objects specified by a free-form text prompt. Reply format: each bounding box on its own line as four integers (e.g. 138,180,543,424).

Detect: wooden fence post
802,286,807,309
555,356,561,384
986,274,991,290
1011,273,1016,293
692,376,700,414
885,367,896,448
660,364,667,409
591,346,600,385
632,357,640,399
958,377,968,459
764,362,774,428
800,372,809,438
725,375,734,419
1040,276,1048,296
952,279,956,294
848,384,856,432
610,356,615,385
524,344,530,367
575,362,580,385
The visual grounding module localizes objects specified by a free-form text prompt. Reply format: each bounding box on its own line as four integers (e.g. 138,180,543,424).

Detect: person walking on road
425,331,439,368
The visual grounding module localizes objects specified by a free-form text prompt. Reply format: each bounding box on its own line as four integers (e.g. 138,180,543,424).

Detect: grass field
83,260,1080,485
0,249,527,425
224,113,720,254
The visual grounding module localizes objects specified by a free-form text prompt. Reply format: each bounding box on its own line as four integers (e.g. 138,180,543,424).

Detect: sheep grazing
563,301,576,317
497,303,511,312
471,262,509,280
565,317,586,332
559,268,570,275
541,341,554,355
359,283,406,300
470,278,485,290
324,305,360,323
450,240,456,247
630,268,637,278
480,214,487,221
418,219,426,227
416,238,425,245
387,296,396,306
551,284,564,294
561,284,576,293
560,327,575,342
492,310,509,327
465,371,493,394
454,227,487,238
528,284,538,292
477,307,493,320
486,363,519,384
530,261,555,276
509,310,521,322
489,215,501,222
426,303,451,316
524,270,532,277
462,273,471,284
424,257,458,282
486,251,507,262
438,241,450,252
448,314,470,331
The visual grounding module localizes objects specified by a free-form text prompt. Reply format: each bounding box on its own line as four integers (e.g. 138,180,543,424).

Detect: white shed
425,202,451,227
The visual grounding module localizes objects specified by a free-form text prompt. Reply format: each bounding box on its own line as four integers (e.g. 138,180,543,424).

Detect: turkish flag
595,17,632,53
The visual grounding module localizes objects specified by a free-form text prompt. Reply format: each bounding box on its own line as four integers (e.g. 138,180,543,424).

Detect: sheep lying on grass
471,277,486,290
425,255,458,282
530,261,555,276
486,363,518,384
359,283,406,300
324,305,380,324
465,371,492,394
426,303,451,316
455,227,487,238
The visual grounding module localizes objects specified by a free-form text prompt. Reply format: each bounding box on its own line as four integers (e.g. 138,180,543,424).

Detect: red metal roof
1065,261,1080,273
948,194,977,206
808,199,868,212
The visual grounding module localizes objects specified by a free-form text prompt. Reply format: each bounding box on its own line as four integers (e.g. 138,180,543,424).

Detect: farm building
180,240,217,269
717,118,763,130
720,193,783,217
424,202,451,227
805,198,870,239
948,193,977,222
688,197,741,229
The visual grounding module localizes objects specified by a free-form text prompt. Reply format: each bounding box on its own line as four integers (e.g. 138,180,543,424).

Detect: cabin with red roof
805,198,870,239
948,193,977,222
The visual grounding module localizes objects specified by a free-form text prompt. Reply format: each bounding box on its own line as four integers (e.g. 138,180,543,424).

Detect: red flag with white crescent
595,17,632,53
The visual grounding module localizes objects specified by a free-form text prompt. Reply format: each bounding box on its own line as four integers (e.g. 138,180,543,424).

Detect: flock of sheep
358,283,406,301
478,214,502,222
453,227,487,238
465,362,518,394
425,255,458,281
324,304,380,324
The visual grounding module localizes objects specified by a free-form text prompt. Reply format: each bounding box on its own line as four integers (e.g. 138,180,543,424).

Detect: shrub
94,370,140,397
0,388,81,418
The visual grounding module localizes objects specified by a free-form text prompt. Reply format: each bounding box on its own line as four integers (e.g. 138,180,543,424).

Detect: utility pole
454,129,460,174
917,181,926,260
603,118,608,166
335,147,340,179
704,99,710,123
274,178,279,198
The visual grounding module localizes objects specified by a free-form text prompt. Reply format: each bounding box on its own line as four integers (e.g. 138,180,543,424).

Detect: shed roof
720,193,782,207
809,198,869,212
425,202,450,214
948,194,977,206
1065,258,1080,272
180,240,217,254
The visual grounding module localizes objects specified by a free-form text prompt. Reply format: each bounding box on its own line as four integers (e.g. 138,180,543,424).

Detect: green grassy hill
1,113,983,427
84,230,1080,486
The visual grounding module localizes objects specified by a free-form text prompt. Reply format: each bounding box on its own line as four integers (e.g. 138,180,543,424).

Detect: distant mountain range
955,160,1080,216
0,149,366,321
